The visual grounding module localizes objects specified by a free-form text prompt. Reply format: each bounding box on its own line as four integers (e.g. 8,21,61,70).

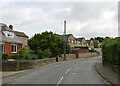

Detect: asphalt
2,56,107,85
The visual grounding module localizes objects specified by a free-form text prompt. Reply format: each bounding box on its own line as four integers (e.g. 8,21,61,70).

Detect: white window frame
11,44,17,53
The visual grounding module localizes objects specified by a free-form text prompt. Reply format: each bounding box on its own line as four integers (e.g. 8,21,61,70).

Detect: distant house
0,23,28,55
97,40,101,48
86,40,94,49
63,34,88,49
77,37,88,46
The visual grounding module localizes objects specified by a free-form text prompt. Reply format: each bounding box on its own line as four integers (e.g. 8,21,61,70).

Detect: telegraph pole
63,20,66,61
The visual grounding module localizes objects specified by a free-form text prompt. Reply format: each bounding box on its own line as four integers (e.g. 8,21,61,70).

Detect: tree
95,37,104,42
93,39,98,48
28,31,71,59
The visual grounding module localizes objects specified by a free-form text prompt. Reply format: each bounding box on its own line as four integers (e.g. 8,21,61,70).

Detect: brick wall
71,48,89,54
3,42,22,55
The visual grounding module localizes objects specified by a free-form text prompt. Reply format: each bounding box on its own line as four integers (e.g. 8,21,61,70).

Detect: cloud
1,1,118,39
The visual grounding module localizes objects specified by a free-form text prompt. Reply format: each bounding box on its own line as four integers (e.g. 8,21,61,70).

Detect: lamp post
63,20,66,61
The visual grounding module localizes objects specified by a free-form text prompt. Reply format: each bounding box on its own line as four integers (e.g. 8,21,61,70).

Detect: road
9,56,106,84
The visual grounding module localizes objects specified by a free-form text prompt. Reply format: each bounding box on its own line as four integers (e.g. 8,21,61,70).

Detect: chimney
9,25,13,30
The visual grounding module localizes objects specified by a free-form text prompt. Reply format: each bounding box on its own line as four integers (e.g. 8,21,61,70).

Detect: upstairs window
2,31,14,38
12,44,17,53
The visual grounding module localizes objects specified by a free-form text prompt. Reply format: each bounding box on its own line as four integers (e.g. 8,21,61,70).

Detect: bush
101,38,120,65
89,49,96,52
37,48,51,59
2,53,9,61
9,55,19,60
30,56,38,60
18,47,31,60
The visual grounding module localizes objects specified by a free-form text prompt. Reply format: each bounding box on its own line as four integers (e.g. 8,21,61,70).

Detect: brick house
0,23,23,55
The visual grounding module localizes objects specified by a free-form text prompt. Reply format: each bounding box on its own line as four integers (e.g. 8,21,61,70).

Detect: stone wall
17,36,28,47
2,52,98,71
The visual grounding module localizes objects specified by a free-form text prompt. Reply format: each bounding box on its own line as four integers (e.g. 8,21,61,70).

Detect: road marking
65,68,71,74
57,76,64,85
71,72,78,74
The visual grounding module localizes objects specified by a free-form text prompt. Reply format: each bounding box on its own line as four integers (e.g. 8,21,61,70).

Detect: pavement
2,56,108,85
95,61,120,85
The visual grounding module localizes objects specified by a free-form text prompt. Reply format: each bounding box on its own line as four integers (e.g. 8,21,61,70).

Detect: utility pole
63,20,66,61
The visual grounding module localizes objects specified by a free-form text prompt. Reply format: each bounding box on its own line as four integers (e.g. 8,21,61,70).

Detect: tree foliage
93,39,98,48
95,37,104,42
28,31,71,59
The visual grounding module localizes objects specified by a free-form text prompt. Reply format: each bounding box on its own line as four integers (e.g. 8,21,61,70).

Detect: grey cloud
1,1,118,39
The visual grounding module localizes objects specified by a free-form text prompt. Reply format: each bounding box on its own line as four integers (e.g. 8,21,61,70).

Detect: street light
63,20,66,61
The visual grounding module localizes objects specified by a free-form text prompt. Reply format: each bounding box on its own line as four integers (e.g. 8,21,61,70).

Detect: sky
0,0,119,39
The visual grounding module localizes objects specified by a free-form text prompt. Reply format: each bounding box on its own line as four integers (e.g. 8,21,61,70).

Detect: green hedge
2,53,9,61
101,38,120,65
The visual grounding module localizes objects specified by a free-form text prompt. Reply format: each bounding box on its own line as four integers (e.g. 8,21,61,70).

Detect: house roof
77,37,85,42
0,23,23,44
14,31,29,38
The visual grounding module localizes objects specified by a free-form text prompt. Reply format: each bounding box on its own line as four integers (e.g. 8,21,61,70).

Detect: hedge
101,38,120,65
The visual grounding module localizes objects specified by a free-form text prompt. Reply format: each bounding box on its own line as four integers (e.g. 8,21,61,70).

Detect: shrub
30,56,38,60
18,47,31,60
37,48,51,59
2,53,9,61
101,38,120,65
89,49,96,52
9,55,19,60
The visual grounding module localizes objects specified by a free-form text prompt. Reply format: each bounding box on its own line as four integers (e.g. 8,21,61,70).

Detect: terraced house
0,23,28,55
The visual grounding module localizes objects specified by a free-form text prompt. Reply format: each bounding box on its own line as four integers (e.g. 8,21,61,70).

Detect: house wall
89,40,94,49
17,36,28,47
67,35,76,48
3,42,22,55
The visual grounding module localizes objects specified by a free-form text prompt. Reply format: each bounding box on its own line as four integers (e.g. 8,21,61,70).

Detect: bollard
56,56,59,62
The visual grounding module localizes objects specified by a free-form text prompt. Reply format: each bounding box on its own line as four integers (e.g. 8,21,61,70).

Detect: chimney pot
9,25,13,30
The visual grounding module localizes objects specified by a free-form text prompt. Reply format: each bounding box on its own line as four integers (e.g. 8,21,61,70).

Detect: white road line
57,68,72,86
57,76,64,85
65,68,71,74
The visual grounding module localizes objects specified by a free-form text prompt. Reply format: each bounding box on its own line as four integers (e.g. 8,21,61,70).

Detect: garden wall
2,52,98,71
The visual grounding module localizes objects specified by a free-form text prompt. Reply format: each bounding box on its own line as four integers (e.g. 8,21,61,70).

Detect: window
79,41,81,44
69,39,71,43
0,44,4,52
72,40,74,44
12,44,17,53
75,41,77,44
